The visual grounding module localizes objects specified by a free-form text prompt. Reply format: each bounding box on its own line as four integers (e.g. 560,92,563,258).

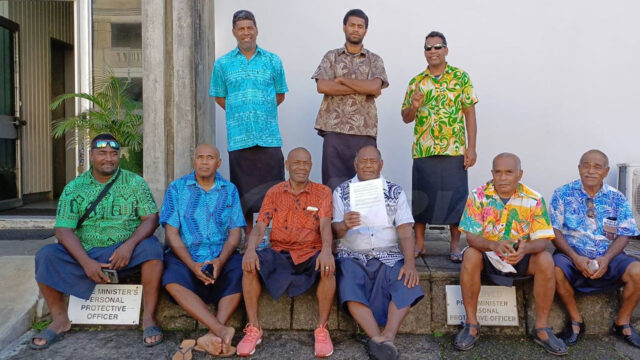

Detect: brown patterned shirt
312,46,389,137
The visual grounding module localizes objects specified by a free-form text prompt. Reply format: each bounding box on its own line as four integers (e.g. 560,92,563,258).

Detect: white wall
214,0,640,201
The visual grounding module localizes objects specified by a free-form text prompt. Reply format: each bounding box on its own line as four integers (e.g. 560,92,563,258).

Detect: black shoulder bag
76,170,121,229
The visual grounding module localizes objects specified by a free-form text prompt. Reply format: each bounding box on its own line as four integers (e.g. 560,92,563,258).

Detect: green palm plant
50,74,143,152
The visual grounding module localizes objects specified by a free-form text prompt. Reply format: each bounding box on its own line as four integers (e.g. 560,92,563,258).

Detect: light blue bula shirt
209,46,288,152
550,179,640,259
160,171,246,263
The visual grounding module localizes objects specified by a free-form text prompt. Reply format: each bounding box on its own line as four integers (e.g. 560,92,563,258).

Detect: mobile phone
201,264,216,280
102,269,119,283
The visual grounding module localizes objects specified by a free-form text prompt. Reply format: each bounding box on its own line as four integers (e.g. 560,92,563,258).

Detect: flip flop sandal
450,253,463,263
612,323,640,348
28,328,67,350
453,322,480,351
366,339,398,360
172,339,196,360
142,325,164,347
216,344,237,358
532,327,568,355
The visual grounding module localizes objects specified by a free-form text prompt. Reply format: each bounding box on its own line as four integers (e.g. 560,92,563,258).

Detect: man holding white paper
332,146,423,360
456,153,566,355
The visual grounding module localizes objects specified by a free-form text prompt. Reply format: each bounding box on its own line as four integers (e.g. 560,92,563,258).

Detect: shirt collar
349,174,387,186
339,45,369,57
574,179,608,199
283,179,312,194
185,171,228,190
424,63,452,78
232,45,263,58
484,181,528,200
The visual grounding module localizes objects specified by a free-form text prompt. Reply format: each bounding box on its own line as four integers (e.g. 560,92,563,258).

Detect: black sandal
560,320,585,346
453,322,480,351
532,327,568,356
612,323,640,348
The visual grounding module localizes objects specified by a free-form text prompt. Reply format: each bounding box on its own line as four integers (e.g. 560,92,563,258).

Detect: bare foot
32,319,71,347
216,326,236,353
197,332,222,355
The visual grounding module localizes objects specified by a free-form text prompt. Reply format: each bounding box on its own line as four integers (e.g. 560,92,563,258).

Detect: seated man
332,146,423,360
32,133,164,349
551,149,640,348
455,153,567,356
237,147,335,358
160,144,245,357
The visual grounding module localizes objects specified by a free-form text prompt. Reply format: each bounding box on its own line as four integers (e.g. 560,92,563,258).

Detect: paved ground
2,329,640,360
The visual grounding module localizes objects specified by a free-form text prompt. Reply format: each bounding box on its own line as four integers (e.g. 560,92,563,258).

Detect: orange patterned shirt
258,180,332,264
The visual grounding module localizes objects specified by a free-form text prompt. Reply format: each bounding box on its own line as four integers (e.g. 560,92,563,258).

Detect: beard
346,35,363,45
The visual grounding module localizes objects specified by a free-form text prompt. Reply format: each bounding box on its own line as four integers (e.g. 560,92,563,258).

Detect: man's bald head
287,147,311,161
579,149,609,168
194,143,220,159
492,152,521,171
355,145,382,163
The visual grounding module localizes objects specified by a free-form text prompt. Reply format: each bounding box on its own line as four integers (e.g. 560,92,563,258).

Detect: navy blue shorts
480,252,532,287
257,248,320,299
162,251,243,304
553,251,637,294
35,236,164,300
336,257,424,326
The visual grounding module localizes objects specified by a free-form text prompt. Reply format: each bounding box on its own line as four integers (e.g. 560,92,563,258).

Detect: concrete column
194,0,216,146
171,0,196,180
141,0,167,206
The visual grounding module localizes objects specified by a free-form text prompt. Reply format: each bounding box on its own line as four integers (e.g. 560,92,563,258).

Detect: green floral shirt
55,168,158,251
402,63,478,158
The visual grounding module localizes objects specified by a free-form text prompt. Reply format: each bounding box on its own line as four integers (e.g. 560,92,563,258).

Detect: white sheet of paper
349,178,388,228
485,251,517,273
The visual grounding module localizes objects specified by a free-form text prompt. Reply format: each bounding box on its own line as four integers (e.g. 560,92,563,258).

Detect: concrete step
0,256,39,350
0,216,55,230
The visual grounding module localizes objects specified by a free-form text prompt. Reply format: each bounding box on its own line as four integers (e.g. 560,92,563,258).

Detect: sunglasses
92,140,120,150
586,198,595,219
424,44,446,51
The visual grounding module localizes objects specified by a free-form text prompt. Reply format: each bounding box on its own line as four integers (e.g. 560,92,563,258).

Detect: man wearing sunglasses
210,10,288,239
550,150,640,349
401,31,478,263
312,9,389,191
31,133,164,349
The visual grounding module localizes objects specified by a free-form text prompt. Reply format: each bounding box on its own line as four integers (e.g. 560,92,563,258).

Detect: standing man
210,10,288,237
333,146,423,360
401,31,478,262
455,153,566,356
312,8,389,190
237,148,336,358
161,144,245,357
31,134,164,349
551,150,640,348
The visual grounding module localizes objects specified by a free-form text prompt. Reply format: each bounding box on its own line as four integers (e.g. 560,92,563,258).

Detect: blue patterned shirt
160,171,246,263
550,179,639,259
209,46,288,151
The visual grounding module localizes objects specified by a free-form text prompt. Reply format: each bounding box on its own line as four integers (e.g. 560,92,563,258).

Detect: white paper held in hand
349,178,388,228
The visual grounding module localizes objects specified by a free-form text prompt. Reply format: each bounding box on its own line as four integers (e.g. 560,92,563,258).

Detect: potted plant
50,74,143,174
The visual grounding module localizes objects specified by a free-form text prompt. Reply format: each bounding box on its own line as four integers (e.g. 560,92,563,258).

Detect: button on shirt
160,172,246,263
312,46,389,137
333,176,414,266
401,63,478,158
257,180,332,264
459,181,554,242
55,168,158,251
550,179,640,259
209,46,288,151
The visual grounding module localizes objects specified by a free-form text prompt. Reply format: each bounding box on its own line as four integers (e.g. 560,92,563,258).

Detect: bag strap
76,169,122,229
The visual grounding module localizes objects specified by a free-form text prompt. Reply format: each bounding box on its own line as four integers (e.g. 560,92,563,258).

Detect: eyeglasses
92,140,120,150
586,198,595,219
424,44,446,51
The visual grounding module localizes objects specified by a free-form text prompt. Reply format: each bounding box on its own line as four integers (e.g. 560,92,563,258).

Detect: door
0,17,22,210
51,39,70,198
